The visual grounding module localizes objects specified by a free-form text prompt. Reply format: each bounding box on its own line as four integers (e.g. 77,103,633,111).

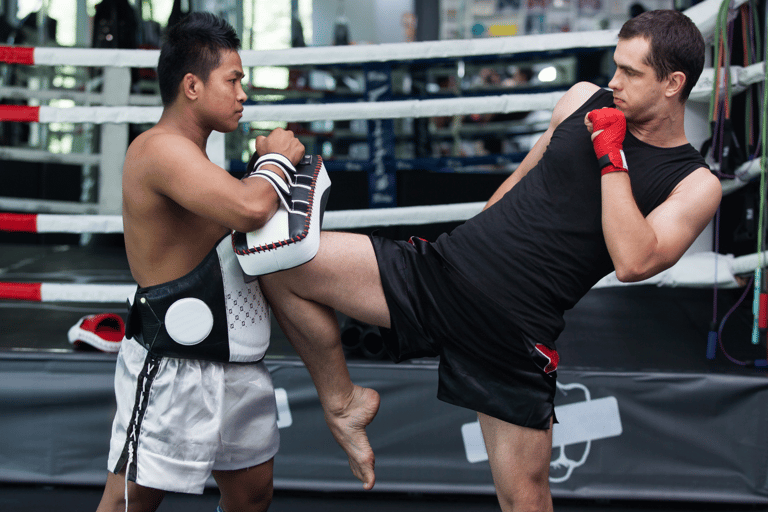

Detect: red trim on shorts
535,343,559,374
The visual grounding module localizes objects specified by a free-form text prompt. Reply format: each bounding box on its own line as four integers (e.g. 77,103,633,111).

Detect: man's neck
157,105,211,151
627,105,688,148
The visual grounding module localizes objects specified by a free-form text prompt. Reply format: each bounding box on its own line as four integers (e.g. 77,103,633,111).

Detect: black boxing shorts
369,234,557,430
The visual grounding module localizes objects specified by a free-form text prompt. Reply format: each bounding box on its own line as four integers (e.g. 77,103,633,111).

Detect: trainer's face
200,50,247,133
608,37,665,124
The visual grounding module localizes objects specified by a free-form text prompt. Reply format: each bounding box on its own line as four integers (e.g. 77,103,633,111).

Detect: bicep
146,138,273,228
646,169,722,267
151,144,233,206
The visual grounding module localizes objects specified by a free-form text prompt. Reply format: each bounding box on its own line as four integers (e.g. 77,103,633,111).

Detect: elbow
610,241,664,283
231,203,274,233
614,258,666,283
612,254,655,282
614,265,646,283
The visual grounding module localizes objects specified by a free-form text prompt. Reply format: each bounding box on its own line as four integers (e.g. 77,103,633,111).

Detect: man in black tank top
259,10,722,511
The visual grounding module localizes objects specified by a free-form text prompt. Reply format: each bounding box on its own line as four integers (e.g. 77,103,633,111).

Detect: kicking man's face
608,37,666,124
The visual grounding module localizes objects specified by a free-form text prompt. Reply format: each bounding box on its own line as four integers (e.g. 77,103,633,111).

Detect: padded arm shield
232,154,331,276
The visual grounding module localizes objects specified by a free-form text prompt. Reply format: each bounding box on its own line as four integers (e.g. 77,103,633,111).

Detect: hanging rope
708,0,735,359
753,0,768,346
708,0,768,359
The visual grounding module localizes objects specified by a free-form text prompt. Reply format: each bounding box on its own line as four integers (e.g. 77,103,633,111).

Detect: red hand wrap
587,108,628,176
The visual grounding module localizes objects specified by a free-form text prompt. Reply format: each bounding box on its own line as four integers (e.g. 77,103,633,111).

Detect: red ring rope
0,105,39,123
0,45,34,65
0,282,41,301
0,213,38,232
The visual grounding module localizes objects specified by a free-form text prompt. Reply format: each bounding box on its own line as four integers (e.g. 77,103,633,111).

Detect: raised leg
259,231,388,489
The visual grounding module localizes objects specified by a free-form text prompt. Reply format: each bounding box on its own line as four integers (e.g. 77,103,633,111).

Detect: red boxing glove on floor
587,108,628,176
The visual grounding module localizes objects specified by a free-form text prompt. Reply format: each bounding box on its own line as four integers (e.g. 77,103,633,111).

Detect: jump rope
706,0,768,366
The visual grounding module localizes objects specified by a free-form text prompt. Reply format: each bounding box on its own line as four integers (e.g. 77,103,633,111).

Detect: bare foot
324,385,380,490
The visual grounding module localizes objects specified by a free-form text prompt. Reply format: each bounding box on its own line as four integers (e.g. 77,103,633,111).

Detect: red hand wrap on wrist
587,108,628,176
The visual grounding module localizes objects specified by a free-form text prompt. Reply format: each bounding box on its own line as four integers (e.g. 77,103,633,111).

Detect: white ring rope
0,208,753,300
0,204,486,234
18,0,726,69
0,197,100,214
0,146,100,166
39,283,137,302
31,31,616,68
0,253,745,303
0,86,161,106
35,214,124,233
36,92,564,124
0,252,744,303
27,64,763,126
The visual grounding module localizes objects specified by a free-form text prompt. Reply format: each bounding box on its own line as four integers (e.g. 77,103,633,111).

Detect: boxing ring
2,0,768,503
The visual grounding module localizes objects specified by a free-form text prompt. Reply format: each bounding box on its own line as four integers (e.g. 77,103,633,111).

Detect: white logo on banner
460,381,623,482
274,388,293,429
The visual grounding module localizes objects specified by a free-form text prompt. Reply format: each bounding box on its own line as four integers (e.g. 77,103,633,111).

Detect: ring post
98,66,131,215
364,63,397,208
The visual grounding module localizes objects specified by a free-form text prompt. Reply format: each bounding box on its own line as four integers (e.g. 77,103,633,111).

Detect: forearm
601,172,661,281
231,157,294,232
219,178,280,233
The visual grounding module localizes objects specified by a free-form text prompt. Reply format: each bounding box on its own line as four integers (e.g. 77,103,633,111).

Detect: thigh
262,231,390,327
213,459,274,512
214,360,279,471
478,413,553,511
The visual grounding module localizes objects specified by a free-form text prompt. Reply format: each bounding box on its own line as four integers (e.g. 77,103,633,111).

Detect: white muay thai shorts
107,337,279,494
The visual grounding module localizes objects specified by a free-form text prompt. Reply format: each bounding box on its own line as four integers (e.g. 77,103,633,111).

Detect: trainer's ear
182,72,201,101
664,71,686,100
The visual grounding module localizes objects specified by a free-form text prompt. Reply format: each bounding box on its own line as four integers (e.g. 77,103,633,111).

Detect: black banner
0,352,766,503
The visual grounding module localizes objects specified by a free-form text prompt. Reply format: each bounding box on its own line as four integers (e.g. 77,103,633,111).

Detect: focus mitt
232,154,331,276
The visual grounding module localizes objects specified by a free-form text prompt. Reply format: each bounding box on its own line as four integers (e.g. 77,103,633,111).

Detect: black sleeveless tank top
433,88,708,344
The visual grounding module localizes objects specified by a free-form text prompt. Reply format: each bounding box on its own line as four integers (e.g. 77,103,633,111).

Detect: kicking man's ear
664,71,686,99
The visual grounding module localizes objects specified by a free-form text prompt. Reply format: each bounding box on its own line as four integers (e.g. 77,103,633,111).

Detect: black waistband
125,240,232,362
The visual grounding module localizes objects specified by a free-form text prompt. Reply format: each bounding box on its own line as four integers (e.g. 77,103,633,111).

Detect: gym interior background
1,0,768,509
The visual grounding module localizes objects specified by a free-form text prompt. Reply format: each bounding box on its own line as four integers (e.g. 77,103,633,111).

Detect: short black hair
619,9,704,102
157,12,241,106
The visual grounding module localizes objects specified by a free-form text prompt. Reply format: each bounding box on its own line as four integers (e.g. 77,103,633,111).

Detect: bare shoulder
697,167,722,203
123,129,207,197
125,129,200,171
550,82,602,126
668,167,722,220
678,167,722,201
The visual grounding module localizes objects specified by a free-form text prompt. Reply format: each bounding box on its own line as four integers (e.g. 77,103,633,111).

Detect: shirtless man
258,10,722,511
96,12,315,512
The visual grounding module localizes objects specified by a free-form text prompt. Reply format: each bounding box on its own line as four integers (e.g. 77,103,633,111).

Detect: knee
495,470,552,512
259,267,302,301
499,491,552,512
220,481,273,512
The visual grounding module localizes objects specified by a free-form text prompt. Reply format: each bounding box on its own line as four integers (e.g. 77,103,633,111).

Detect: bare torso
122,127,229,288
